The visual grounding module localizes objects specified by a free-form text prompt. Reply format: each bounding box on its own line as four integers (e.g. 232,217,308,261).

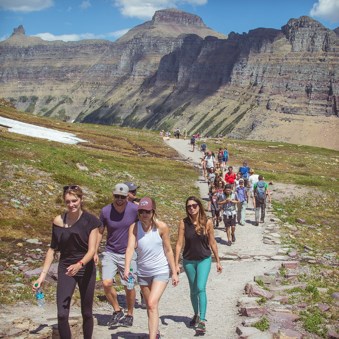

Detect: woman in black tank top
175,196,222,335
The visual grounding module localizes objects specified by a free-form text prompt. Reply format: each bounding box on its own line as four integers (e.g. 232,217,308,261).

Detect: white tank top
136,221,169,277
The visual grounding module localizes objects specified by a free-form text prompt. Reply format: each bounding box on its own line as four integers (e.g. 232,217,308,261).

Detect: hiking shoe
156,331,161,339
189,314,199,327
260,219,265,223
254,222,259,226
226,240,232,246
119,314,133,327
108,308,124,326
196,321,206,333
232,234,236,242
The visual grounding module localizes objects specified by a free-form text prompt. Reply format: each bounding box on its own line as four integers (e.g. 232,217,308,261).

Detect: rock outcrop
0,9,338,148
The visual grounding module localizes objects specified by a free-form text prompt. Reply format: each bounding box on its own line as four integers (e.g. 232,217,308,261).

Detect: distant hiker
174,128,180,139
248,169,259,208
190,135,196,152
218,184,239,246
204,151,216,172
200,142,207,155
234,172,242,190
96,183,138,327
222,147,229,169
208,186,221,228
236,179,249,226
183,128,187,140
207,167,216,188
124,197,178,339
33,185,101,339
217,148,224,168
175,196,222,335
224,166,236,188
125,181,140,204
253,175,271,226
238,161,251,188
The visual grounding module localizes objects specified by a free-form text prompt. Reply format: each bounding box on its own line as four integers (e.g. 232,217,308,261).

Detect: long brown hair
185,196,208,235
63,185,84,207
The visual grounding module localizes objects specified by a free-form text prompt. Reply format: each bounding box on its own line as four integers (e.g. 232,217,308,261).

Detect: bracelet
78,261,84,267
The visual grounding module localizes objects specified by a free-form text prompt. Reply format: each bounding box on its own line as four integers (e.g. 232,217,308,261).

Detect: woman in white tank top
124,197,179,339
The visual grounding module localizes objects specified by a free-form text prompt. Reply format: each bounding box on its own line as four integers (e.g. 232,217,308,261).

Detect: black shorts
223,215,236,227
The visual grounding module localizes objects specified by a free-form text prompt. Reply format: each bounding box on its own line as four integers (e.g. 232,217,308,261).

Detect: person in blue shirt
238,161,250,188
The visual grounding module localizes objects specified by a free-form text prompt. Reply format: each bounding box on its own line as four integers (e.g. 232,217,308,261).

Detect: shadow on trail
215,236,228,245
160,314,192,328
111,331,148,338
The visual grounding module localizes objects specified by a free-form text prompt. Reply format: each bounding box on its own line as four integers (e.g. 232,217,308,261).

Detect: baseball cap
138,197,154,211
239,179,244,183
113,183,129,196
124,182,139,191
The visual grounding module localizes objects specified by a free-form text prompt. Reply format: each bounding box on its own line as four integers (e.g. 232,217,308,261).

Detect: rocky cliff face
0,10,338,148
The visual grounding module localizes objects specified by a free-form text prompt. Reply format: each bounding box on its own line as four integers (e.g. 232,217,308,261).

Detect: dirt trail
1,138,283,339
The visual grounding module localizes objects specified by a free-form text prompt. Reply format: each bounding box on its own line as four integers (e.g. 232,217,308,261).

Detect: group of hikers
33,182,222,339
201,146,271,246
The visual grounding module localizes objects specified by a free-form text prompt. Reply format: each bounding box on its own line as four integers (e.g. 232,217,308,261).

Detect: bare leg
141,281,168,339
103,279,120,311
124,286,136,316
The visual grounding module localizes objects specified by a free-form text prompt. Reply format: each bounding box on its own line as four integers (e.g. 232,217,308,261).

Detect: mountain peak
152,8,206,28
11,25,25,37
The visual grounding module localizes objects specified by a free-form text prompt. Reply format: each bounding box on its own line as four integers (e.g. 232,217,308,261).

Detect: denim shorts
101,251,137,286
138,272,170,286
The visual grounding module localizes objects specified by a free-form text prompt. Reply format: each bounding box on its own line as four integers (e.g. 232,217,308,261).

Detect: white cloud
80,0,91,10
113,0,207,19
310,0,339,23
0,0,54,12
33,29,130,42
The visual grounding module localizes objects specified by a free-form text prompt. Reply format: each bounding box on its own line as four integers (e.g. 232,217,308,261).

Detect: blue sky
0,0,338,42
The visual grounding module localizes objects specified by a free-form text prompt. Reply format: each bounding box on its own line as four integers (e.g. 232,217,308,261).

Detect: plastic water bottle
35,283,45,307
127,268,135,290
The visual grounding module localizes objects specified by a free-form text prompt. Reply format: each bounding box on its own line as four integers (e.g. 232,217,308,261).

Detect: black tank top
183,218,211,260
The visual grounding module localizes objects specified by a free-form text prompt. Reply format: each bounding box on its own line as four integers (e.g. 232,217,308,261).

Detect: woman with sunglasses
175,196,222,334
32,185,101,339
124,197,179,339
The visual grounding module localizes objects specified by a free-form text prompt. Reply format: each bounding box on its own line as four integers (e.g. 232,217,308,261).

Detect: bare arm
32,246,55,290
123,223,137,280
94,225,105,265
175,220,185,274
159,221,179,286
206,219,222,273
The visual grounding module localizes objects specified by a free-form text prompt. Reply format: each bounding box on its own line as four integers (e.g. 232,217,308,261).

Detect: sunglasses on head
130,190,136,194
187,203,198,209
138,209,152,214
63,185,80,191
114,194,127,200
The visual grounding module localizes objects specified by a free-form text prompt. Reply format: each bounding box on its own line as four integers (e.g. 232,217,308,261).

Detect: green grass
252,317,269,331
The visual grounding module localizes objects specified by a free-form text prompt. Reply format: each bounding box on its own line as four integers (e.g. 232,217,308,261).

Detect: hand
172,273,179,287
94,253,100,265
175,265,181,275
123,269,130,281
216,263,223,273
32,278,43,291
66,262,82,276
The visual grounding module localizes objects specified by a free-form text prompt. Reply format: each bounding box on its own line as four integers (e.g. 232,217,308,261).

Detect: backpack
255,181,266,202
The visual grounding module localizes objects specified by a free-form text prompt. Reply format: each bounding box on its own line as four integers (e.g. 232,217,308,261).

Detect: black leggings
57,263,96,339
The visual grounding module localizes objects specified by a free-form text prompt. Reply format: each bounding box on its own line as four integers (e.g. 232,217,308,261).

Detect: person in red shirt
224,166,236,188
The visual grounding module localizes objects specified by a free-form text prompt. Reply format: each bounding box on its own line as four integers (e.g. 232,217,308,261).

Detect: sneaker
232,234,236,242
254,222,259,226
226,240,232,246
119,314,133,327
108,308,124,326
189,314,199,327
156,331,161,339
196,321,206,333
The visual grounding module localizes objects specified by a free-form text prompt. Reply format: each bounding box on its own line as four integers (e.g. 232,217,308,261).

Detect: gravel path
1,137,282,339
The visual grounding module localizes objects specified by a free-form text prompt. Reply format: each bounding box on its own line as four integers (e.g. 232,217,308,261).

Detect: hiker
183,128,187,140
200,142,207,155
253,175,271,226
124,181,140,204
33,185,101,339
208,186,221,228
248,169,259,209
218,184,239,246
204,151,216,172
217,148,224,168
207,167,216,188
124,197,178,339
222,147,229,170
201,153,207,179
234,172,242,190
236,179,249,226
224,166,236,188
238,161,251,188
190,135,196,152
175,196,222,334
174,128,180,139
96,183,138,327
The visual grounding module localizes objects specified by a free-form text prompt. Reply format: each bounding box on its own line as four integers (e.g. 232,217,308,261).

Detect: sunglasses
138,209,152,214
187,203,198,209
63,185,80,191
130,190,137,195
114,194,127,199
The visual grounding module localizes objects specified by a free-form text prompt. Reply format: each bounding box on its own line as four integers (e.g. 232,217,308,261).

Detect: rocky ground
0,137,338,339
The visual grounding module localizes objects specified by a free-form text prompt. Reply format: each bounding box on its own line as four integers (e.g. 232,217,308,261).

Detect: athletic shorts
138,272,170,286
101,251,137,286
223,215,236,227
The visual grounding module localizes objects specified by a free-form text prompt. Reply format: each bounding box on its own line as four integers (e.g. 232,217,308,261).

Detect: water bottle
127,268,135,290
35,283,45,307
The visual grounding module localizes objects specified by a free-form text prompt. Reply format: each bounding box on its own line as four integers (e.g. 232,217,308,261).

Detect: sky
0,0,339,42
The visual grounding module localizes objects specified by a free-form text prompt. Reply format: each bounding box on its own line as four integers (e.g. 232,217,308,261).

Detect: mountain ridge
0,9,338,149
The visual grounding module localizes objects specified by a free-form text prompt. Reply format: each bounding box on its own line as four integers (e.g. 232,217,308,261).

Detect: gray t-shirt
100,202,138,254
